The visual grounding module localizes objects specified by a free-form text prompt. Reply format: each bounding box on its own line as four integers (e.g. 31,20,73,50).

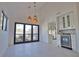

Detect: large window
14,22,39,44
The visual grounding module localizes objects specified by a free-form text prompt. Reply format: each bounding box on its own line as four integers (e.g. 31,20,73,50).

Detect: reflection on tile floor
3,42,79,57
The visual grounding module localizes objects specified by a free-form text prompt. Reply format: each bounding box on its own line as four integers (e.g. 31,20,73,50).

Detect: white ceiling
0,2,77,21
0,2,46,20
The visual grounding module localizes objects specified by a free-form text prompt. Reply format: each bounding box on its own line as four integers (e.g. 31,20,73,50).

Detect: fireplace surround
61,33,72,50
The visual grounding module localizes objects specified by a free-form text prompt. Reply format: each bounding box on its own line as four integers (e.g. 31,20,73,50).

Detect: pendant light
27,2,39,24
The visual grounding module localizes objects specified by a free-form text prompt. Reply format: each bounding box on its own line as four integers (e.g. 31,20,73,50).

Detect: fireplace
61,33,72,50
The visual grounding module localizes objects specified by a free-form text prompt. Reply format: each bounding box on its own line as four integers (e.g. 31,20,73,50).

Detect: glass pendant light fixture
27,2,39,24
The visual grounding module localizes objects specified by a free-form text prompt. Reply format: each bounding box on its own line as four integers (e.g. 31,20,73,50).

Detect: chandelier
27,2,39,24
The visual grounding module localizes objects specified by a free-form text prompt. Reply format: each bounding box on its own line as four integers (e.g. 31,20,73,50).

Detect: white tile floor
3,42,79,57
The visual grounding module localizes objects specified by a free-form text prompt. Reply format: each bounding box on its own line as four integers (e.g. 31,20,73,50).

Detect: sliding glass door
14,22,39,44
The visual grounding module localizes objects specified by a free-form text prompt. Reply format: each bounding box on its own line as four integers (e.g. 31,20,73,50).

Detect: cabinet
57,11,75,31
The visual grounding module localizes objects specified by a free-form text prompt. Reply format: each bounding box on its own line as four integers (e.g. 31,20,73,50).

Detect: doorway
14,22,39,44
48,22,57,46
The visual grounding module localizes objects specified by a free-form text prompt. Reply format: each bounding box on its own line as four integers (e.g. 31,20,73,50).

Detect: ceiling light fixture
27,2,39,24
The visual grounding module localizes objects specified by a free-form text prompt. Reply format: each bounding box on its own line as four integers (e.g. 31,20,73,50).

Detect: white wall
0,5,9,56
0,10,9,56
0,30,8,56
75,3,79,53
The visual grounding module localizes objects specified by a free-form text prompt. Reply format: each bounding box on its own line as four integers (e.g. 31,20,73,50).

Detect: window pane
25,25,31,41
3,16,7,30
0,12,3,30
16,34,23,42
33,26,38,34
15,24,24,42
63,17,65,28
33,35,38,40
67,15,70,27
33,26,38,40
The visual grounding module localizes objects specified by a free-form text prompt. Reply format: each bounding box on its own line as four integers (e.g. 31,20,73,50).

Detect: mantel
59,27,76,31
58,27,76,35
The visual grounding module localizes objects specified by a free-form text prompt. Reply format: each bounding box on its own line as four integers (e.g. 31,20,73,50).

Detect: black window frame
14,22,39,44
